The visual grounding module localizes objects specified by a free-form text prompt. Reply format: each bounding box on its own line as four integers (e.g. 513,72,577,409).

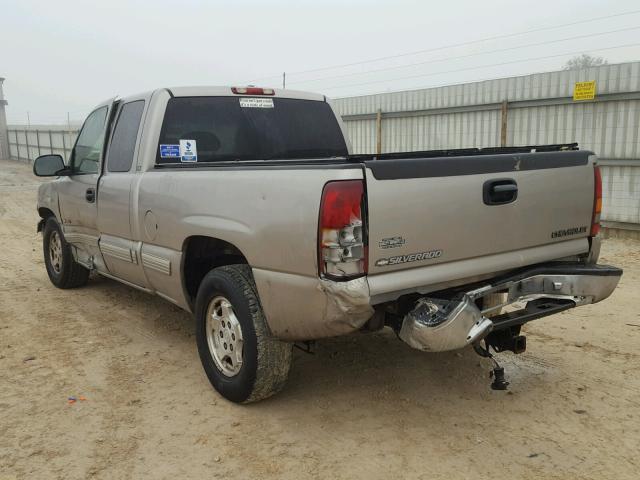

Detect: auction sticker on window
239,97,274,108
160,144,180,158
179,139,197,162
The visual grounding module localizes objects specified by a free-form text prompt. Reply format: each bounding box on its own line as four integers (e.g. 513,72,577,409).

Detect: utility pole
67,112,71,130
26,111,30,128
282,72,286,89
0,77,9,160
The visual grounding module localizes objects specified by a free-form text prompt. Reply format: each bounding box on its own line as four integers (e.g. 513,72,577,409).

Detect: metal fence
7,126,79,162
332,62,640,235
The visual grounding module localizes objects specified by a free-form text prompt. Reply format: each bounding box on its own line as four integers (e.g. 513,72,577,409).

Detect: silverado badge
375,249,443,267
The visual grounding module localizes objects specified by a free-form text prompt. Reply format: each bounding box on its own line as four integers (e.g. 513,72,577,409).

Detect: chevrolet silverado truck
33,86,622,402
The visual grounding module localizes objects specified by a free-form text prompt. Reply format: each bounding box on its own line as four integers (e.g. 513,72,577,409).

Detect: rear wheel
195,265,292,403
42,217,90,289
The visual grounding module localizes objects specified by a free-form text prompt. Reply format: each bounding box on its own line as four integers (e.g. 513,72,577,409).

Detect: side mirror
33,154,68,177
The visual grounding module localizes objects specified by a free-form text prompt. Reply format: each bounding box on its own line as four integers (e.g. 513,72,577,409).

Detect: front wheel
195,265,292,403
42,217,90,289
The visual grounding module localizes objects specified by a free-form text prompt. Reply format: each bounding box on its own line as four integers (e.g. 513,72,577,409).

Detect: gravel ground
1,158,639,480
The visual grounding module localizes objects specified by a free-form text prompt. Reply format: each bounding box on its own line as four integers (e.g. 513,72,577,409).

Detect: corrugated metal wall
335,62,640,115
7,126,78,162
333,62,640,231
602,165,640,225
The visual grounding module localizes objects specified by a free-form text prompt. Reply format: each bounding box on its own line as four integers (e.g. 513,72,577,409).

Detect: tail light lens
231,87,275,95
591,166,602,236
318,180,367,279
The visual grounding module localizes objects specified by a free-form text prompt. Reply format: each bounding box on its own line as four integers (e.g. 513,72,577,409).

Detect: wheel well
37,208,56,232
38,207,55,219
183,236,248,306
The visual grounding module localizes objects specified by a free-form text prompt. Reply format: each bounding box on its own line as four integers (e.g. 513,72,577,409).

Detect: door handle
483,179,518,205
85,188,95,203
491,184,518,194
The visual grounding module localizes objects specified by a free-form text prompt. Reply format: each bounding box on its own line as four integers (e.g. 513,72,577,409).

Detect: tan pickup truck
33,86,622,402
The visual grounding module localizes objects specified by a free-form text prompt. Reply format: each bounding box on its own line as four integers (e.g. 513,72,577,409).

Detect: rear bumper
398,263,622,352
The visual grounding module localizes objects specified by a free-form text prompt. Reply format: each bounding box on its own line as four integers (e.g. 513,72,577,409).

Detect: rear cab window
106,100,145,172
156,97,348,164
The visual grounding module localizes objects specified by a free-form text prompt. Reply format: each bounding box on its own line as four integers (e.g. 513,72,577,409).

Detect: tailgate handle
483,179,518,205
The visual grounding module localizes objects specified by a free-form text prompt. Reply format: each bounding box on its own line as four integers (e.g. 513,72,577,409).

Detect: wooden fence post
500,100,508,147
376,109,382,155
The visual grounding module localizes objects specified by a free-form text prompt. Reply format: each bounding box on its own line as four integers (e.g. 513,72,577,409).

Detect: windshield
156,96,348,163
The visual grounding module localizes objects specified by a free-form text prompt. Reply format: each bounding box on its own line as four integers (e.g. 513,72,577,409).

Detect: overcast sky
1,0,639,124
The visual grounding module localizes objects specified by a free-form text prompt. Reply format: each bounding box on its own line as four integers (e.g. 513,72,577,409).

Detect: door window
71,106,108,174
106,101,145,172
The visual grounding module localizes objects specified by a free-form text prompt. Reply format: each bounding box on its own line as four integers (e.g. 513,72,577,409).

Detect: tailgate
365,150,595,277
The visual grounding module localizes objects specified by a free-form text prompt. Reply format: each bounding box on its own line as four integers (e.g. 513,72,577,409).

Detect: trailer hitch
485,327,527,354
473,340,510,391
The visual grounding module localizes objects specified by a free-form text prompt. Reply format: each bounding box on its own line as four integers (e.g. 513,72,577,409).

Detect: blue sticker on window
160,144,180,158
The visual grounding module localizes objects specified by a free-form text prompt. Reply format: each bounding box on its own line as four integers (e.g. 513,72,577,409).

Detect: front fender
37,181,60,219
37,181,62,225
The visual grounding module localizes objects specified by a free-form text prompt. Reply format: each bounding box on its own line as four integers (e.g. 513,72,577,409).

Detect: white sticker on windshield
239,97,274,108
179,139,197,162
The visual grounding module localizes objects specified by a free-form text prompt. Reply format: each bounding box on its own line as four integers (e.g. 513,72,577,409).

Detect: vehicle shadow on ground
282,333,498,402
86,274,541,409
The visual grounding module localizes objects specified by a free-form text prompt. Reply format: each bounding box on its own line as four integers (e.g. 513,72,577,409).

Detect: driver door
57,99,116,271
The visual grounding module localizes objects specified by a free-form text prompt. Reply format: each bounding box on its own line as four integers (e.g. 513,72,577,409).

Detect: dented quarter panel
135,166,363,318
252,268,373,340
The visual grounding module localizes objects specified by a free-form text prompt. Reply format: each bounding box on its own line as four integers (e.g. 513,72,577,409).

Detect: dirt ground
0,158,639,480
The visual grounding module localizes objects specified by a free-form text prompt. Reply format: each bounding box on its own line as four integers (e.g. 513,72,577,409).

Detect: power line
246,9,640,83
331,62,640,99
321,42,640,91
289,25,640,86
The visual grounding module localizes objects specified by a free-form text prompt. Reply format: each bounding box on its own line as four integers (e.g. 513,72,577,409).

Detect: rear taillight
318,180,367,279
231,87,275,95
591,165,602,236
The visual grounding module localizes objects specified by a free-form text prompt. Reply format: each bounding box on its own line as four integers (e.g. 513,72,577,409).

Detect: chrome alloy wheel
49,230,63,274
206,296,244,377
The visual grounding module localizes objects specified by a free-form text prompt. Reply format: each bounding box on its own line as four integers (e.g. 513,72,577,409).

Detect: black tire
42,217,90,289
195,265,292,403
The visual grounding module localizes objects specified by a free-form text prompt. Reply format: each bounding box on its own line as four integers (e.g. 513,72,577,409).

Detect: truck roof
166,86,325,102
93,87,327,111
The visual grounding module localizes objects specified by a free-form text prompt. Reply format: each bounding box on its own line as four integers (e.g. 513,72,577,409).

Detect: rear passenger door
97,96,149,287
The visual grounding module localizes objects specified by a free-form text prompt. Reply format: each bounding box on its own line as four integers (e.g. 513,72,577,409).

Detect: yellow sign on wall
573,81,596,101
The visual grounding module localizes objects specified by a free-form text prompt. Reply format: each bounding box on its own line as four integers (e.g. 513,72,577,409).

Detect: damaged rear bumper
399,263,622,352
